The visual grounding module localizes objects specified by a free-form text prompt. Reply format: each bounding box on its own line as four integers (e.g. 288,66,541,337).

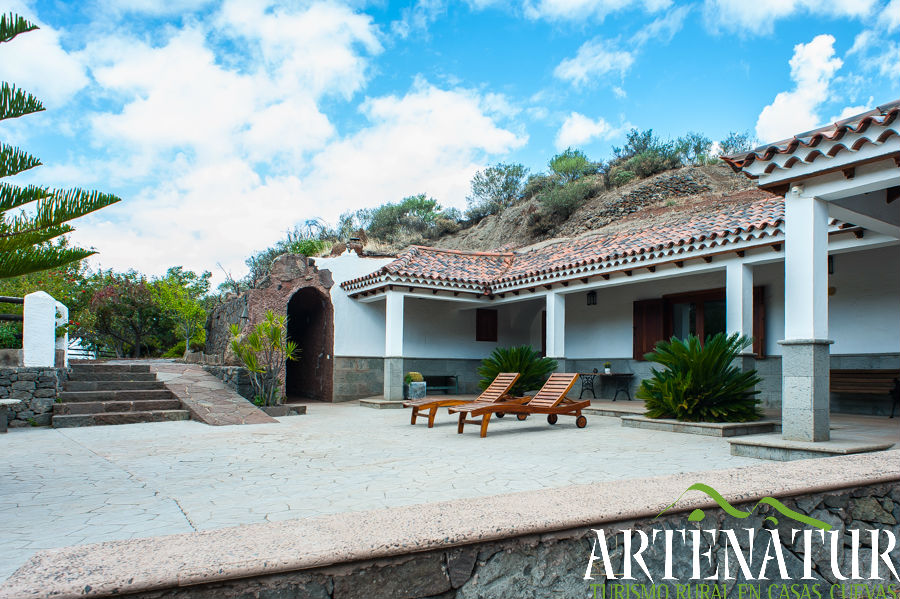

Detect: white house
287,101,900,447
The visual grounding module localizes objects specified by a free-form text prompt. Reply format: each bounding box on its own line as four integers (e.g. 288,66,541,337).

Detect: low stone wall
5,451,898,599
333,356,383,401
0,366,64,427
403,358,484,394
202,365,254,400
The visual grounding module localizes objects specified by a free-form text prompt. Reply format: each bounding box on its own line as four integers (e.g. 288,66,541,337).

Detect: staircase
52,364,191,428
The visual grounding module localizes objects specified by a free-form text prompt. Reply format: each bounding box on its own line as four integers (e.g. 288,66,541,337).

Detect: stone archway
286,288,334,401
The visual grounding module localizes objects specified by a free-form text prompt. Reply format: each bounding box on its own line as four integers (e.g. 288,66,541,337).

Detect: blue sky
2,0,898,283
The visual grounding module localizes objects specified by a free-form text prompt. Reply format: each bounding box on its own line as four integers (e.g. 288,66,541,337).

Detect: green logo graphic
654,483,832,531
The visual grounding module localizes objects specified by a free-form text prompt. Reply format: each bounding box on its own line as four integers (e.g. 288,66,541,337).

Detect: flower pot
405,381,426,399
604,367,611,374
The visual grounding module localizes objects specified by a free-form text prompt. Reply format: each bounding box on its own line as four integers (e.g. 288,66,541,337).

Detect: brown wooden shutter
633,299,665,360
753,286,766,359
476,308,498,342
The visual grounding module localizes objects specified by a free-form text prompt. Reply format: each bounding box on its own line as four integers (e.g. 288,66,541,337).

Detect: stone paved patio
0,401,768,581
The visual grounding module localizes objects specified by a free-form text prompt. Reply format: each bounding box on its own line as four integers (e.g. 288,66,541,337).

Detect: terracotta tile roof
722,98,900,175
342,190,800,295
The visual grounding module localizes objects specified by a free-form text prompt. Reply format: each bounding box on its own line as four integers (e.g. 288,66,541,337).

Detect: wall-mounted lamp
828,255,834,275
240,304,249,325
586,290,597,306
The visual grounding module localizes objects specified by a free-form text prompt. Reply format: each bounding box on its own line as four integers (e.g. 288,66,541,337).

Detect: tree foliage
82,272,162,358
0,13,120,279
465,163,529,221
243,229,329,289
478,346,557,397
548,148,597,184
719,131,756,156
153,267,210,358
229,310,298,406
637,333,762,422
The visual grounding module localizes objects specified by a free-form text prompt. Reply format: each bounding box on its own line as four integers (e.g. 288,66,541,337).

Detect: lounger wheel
576,415,587,428
496,412,505,418
547,414,558,425
516,414,527,421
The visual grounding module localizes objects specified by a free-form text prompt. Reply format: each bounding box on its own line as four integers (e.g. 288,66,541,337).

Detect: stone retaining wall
0,366,64,427
202,365,254,400
6,451,898,599
333,357,383,401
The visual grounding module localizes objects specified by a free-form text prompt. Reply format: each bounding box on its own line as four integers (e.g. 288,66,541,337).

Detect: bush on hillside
637,333,762,422
465,163,529,221
548,148,598,184
539,180,596,219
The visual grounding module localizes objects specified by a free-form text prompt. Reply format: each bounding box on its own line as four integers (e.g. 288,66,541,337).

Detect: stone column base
383,357,405,401
778,339,832,442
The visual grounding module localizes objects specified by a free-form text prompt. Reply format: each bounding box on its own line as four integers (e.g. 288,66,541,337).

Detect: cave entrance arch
285,288,334,401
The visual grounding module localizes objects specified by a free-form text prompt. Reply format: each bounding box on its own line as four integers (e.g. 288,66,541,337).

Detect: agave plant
478,346,557,397
229,311,299,406
637,333,762,422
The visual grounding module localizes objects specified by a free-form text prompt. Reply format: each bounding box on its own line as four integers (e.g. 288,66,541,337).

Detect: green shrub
163,339,204,358
229,311,299,406
539,180,595,219
522,173,556,200
609,168,636,187
637,333,762,422
548,148,598,184
478,346,557,397
465,163,529,221
0,322,21,349
404,371,424,384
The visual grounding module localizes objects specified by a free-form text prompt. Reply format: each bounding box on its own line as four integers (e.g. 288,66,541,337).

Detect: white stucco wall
316,253,393,358
403,297,544,359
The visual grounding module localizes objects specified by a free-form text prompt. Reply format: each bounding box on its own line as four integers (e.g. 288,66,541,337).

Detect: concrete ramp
148,362,276,426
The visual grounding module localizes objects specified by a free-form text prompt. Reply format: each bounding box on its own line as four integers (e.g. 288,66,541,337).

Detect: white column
383,292,405,400
726,262,753,339
780,189,831,441
384,291,404,357
23,291,57,367
784,192,829,340
545,292,565,359
55,302,68,368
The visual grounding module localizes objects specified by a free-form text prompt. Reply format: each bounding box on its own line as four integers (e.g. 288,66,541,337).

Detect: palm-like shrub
229,311,299,406
478,346,557,397
637,333,762,422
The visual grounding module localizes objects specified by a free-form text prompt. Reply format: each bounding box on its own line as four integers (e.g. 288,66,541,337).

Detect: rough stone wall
205,294,248,357
202,365,253,400
0,367,65,427
333,357,383,401
121,481,900,599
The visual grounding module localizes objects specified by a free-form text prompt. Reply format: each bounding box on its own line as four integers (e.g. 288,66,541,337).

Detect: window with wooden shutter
752,286,766,358
633,299,665,360
476,308,498,342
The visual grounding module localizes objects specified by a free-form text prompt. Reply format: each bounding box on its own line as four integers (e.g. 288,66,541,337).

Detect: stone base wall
333,357,384,402
114,481,900,599
202,365,254,401
402,358,484,394
0,367,65,427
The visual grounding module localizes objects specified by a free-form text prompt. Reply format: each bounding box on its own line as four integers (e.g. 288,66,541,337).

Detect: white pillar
55,301,68,368
780,190,831,441
726,262,753,339
383,292,405,400
23,291,57,367
545,292,565,361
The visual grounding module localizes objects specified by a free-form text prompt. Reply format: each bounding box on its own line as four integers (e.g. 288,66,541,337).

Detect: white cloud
554,112,617,149
703,0,877,35
631,5,690,47
847,16,900,82
0,1,88,107
554,39,634,86
829,100,873,123
755,34,843,143
886,0,900,31
391,0,446,38
523,0,670,21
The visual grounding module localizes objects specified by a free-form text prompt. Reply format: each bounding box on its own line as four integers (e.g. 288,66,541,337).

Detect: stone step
69,364,151,374
53,399,184,415
57,389,175,403
67,372,159,382
52,410,191,428
63,380,167,392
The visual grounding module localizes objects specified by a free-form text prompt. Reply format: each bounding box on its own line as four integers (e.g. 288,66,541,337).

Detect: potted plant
603,362,612,374
404,372,426,400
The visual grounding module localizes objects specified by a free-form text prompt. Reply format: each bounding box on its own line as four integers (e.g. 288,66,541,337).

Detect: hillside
424,164,755,253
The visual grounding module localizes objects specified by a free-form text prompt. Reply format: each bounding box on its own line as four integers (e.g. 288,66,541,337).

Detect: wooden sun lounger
403,372,521,428
448,373,589,438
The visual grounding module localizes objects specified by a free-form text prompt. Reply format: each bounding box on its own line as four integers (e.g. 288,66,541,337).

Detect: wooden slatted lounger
448,373,588,438
403,372,521,428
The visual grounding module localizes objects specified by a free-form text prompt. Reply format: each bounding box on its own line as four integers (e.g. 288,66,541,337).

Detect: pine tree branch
0,13,38,45
0,83,45,122
0,245,94,279
0,188,121,237
0,182,51,215
0,143,41,178
0,224,74,251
